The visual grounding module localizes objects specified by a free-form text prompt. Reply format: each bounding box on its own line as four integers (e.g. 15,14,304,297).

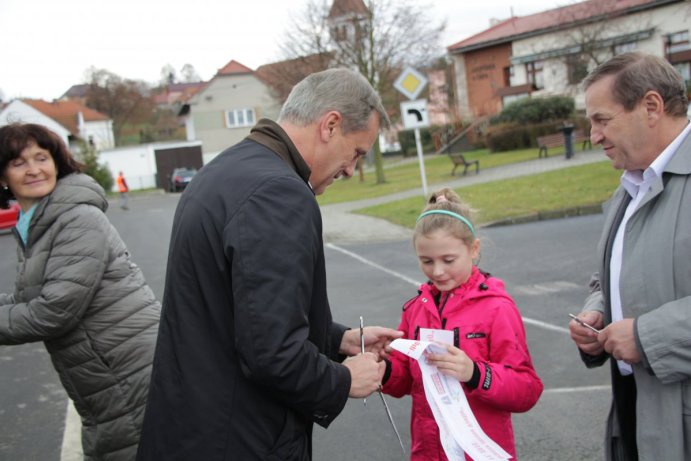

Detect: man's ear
319,111,342,142
642,90,664,126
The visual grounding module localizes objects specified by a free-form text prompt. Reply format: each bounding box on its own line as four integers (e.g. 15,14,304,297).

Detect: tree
278,0,445,184
180,64,201,83
549,0,654,94
160,64,177,85
84,67,155,145
75,139,114,193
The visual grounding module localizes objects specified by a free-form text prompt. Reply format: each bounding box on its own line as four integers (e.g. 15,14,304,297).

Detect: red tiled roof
328,0,369,19
215,60,254,76
21,99,109,135
448,0,668,53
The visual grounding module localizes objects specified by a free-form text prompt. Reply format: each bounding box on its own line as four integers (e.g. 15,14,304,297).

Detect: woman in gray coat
0,123,160,461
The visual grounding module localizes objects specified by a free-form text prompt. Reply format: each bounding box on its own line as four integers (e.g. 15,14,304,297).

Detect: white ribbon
391,331,511,461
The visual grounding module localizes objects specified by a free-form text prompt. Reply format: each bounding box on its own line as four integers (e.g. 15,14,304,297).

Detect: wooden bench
449,153,479,176
537,129,592,158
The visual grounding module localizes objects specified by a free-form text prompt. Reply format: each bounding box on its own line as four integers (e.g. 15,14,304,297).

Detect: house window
673,62,691,94
665,31,690,55
225,108,255,128
673,62,690,80
614,41,637,55
525,61,544,89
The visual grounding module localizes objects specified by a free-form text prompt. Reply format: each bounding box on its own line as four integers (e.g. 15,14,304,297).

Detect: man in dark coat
137,68,401,461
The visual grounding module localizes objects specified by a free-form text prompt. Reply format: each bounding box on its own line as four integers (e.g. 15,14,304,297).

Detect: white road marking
61,400,82,461
543,385,610,394
514,281,581,296
326,243,421,287
327,243,572,336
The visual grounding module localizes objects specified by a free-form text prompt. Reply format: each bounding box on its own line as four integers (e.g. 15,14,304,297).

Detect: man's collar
246,119,311,184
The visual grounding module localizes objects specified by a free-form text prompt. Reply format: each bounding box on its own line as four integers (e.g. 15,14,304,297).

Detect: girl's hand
425,344,475,382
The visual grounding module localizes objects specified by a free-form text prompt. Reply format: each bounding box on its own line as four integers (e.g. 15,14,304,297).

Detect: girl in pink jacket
382,188,543,460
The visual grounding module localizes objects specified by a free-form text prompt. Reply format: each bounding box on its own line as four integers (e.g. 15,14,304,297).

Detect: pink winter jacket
382,267,543,460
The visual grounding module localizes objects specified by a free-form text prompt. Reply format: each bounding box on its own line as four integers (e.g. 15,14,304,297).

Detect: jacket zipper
439,292,451,329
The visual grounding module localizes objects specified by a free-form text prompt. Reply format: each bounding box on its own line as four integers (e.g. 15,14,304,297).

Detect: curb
481,203,604,228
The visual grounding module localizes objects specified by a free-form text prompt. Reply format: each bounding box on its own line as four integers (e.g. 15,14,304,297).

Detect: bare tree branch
274,0,445,183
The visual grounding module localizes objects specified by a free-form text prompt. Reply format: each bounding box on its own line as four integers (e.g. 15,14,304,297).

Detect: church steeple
327,0,370,44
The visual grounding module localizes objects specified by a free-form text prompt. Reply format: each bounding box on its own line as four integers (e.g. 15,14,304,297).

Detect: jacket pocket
458,326,490,360
267,409,309,460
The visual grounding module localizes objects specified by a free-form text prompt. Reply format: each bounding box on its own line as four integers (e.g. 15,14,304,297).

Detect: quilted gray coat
0,173,160,461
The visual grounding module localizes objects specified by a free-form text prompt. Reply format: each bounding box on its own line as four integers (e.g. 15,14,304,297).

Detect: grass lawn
354,160,621,228
317,147,543,205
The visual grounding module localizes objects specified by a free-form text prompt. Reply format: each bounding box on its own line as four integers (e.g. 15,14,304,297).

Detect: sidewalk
321,148,607,243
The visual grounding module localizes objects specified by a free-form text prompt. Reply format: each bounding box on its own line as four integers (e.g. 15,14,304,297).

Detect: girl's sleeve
381,308,414,398
464,300,543,413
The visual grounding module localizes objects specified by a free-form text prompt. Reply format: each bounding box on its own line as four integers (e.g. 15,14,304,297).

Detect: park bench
449,153,479,176
537,129,592,158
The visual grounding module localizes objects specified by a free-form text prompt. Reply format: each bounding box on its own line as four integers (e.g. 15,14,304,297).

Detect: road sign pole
395,68,430,200
414,128,428,198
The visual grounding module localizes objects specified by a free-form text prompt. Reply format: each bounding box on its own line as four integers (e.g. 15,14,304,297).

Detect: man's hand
343,352,385,398
599,318,640,364
340,326,404,359
569,311,605,356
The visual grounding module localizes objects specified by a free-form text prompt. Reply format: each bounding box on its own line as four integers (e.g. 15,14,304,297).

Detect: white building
0,99,115,150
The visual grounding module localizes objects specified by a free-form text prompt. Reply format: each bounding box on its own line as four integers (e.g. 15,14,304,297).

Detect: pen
378,388,406,455
360,316,366,406
360,318,405,453
568,313,600,333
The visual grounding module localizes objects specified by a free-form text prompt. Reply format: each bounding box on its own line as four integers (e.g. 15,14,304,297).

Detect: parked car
0,201,20,231
169,168,197,192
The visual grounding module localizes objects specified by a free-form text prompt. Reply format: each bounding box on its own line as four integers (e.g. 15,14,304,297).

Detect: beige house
180,60,281,163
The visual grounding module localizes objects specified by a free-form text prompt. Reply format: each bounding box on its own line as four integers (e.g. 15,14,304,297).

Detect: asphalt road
0,193,611,460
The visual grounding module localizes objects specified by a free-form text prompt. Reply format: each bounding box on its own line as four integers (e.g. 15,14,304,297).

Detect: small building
0,98,115,150
98,140,203,193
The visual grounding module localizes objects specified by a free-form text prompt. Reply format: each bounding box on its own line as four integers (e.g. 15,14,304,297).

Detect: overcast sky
1,0,563,101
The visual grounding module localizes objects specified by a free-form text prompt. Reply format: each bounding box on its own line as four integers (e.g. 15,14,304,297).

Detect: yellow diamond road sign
394,67,428,100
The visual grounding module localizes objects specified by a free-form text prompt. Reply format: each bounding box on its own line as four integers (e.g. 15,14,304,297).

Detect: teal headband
416,210,476,238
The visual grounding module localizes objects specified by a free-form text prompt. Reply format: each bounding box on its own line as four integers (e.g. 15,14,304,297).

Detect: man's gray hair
278,68,390,133
582,51,688,117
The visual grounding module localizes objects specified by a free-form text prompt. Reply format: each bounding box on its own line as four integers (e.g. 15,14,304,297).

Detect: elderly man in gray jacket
569,52,691,460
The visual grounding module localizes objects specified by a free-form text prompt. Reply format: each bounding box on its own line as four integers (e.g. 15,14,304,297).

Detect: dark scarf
247,118,312,188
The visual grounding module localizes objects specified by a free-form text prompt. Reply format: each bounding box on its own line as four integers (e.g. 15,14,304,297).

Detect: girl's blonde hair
413,188,476,246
